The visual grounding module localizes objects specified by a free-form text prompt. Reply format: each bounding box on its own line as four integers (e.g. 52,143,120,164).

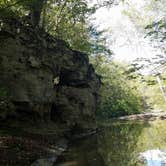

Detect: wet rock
31,157,57,166
55,161,78,166
71,129,97,140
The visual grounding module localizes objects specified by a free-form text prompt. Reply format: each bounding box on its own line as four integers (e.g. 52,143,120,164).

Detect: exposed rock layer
0,19,100,134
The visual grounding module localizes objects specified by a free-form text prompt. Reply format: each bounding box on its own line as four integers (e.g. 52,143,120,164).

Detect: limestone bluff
0,18,100,136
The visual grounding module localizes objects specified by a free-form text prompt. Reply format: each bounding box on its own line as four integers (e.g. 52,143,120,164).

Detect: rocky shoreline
118,111,166,121
0,126,99,166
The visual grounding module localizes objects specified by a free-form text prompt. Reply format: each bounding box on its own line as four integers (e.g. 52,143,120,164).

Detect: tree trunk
30,0,47,27
156,75,166,102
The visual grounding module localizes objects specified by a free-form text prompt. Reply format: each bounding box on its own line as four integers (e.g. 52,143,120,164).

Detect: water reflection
99,121,146,166
56,135,106,166
140,149,166,166
58,120,166,166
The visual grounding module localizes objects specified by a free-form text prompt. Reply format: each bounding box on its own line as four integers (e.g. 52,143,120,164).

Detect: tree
27,0,47,27
0,0,46,26
91,55,143,118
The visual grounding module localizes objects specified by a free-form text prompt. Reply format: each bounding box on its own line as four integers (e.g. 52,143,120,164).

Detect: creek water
58,120,166,166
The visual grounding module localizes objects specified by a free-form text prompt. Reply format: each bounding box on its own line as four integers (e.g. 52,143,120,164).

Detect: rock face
0,19,100,134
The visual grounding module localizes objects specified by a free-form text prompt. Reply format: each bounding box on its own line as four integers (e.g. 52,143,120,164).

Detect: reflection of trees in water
57,121,166,166
98,121,146,166
60,121,145,166
57,135,106,166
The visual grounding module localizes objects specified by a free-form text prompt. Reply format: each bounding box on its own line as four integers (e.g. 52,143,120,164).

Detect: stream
57,120,166,166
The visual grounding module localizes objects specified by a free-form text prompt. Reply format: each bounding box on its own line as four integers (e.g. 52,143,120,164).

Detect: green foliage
137,1,166,53
0,86,12,119
0,0,111,55
88,26,113,56
91,56,143,118
42,0,102,54
145,20,166,41
142,73,166,111
0,87,9,98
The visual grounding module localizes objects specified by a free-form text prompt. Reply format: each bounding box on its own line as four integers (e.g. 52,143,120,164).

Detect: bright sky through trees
88,0,165,64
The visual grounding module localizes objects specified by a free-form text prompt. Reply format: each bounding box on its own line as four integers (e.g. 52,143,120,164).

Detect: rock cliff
0,18,100,135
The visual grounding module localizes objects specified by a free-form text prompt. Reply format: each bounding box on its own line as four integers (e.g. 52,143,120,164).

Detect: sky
88,0,164,65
